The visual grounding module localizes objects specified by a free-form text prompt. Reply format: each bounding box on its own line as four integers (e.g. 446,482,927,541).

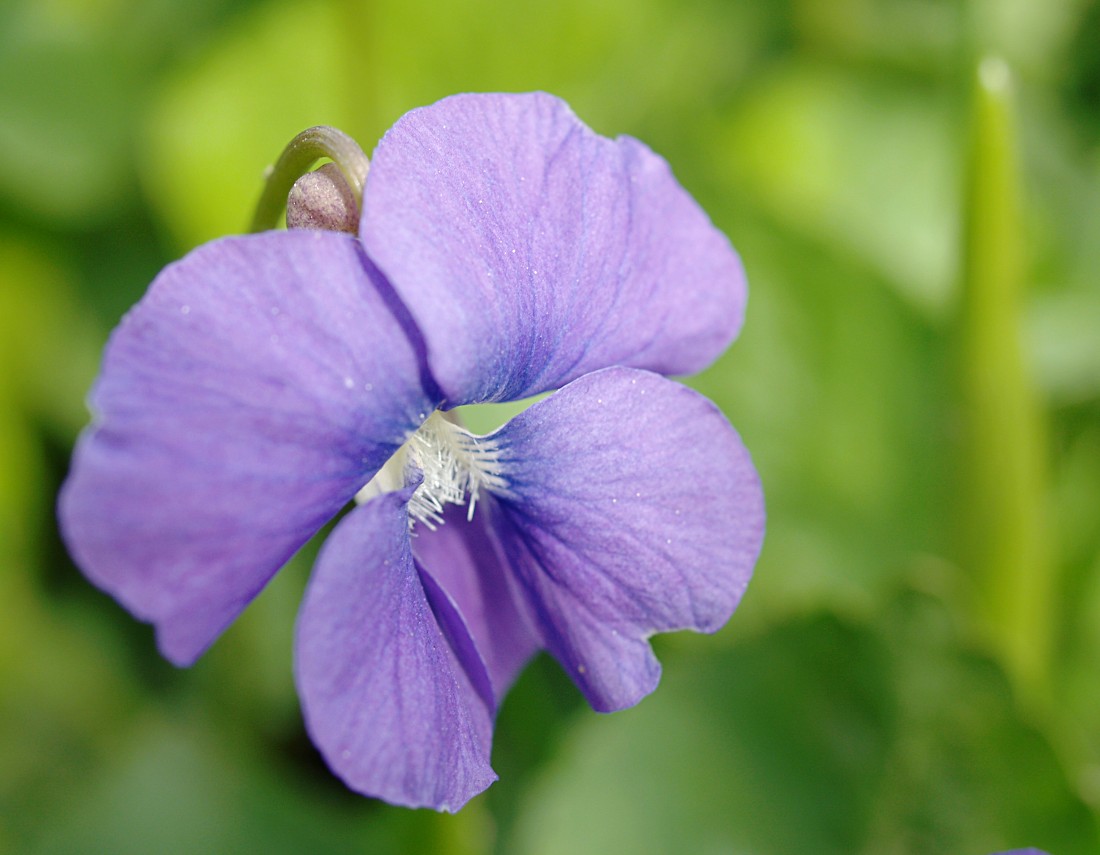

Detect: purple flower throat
58,92,765,811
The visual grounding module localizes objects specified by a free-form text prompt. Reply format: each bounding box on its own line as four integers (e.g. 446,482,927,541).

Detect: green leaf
713,60,959,316
511,615,893,855
510,598,1098,854
953,58,1051,693
866,588,1098,853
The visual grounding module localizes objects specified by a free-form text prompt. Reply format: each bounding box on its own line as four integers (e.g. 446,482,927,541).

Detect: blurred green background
2,0,1100,852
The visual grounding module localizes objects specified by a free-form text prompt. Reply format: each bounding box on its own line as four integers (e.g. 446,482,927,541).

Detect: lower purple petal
296,493,496,812
490,367,765,712
412,502,541,705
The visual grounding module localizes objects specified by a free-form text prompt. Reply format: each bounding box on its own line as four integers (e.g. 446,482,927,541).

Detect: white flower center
355,410,507,530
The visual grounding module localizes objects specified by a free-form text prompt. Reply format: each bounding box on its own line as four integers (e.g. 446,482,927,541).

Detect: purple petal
990,851,1052,855
412,502,541,704
296,492,496,811
59,231,436,665
361,92,746,405
489,367,764,711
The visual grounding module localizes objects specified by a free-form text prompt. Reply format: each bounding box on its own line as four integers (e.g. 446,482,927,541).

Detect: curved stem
250,126,369,233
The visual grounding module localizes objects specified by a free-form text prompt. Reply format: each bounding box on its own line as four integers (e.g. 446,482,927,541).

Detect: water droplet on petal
180,305,190,315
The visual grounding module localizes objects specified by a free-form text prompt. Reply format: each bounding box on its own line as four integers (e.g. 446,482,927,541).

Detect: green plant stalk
956,58,1051,694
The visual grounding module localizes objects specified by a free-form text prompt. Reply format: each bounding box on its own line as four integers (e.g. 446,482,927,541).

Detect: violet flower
991,850,1052,854
59,92,765,811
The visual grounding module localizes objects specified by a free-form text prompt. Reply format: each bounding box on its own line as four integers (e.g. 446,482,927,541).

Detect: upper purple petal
361,91,746,405
488,367,764,711
412,502,541,704
295,492,496,811
58,230,435,665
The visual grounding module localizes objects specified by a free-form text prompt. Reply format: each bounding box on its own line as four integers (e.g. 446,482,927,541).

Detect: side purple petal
296,492,496,812
489,367,764,712
990,850,1052,855
412,502,541,705
58,231,436,665
361,91,747,405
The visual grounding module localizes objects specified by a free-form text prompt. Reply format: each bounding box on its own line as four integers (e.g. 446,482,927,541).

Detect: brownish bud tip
286,162,360,234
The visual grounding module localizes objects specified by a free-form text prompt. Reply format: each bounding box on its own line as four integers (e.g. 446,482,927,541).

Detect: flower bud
286,162,360,233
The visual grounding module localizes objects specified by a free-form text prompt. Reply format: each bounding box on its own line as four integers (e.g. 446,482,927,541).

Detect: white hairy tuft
355,411,507,530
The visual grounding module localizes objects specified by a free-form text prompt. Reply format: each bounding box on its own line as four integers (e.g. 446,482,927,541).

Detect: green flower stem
250,126,368,233
956,58,1051,695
